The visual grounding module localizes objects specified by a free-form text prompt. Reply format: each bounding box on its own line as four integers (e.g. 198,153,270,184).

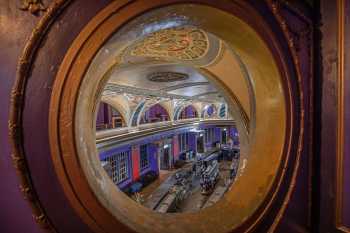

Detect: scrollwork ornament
9,0,71,232
131,27,209,60
265,0,310,231
20,0,46,15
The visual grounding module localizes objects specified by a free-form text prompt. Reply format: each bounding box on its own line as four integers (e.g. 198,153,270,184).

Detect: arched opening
178,105,198,119
139,103,170,124
202,104,217,118
96,102,126,130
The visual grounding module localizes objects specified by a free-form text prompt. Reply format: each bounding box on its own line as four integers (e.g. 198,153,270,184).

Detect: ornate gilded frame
8,0,72,231
9,1,309,233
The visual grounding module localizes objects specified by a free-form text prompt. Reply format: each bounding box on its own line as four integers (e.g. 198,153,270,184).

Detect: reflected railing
96,118,235,147
96,118,233,139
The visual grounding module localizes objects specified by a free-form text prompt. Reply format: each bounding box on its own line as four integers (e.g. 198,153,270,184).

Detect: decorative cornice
9,0,71,232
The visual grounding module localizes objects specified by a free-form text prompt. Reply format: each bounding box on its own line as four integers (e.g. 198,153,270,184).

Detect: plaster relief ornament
20,0,46,15
147,72,189,82
131,27,209,60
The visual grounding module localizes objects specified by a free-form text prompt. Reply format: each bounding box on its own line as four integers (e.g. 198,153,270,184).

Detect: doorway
197,135,204,154
221,129,227,144
160,145,171,170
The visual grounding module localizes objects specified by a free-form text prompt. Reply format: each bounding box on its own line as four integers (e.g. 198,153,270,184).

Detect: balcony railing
96,118,235,150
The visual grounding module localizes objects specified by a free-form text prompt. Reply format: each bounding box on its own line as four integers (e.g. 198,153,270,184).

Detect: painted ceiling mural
130,27,209,60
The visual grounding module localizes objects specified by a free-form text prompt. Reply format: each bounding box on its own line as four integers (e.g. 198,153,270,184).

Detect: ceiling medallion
131,27,209,60
147,72,189,82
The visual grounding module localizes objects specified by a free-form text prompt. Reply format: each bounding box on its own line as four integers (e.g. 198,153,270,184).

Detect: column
172,135,180,161
131,145,140,181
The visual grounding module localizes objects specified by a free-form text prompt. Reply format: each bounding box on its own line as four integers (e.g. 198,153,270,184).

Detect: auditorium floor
138,160,234,213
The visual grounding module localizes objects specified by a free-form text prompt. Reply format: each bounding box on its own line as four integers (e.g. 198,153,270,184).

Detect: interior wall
0,2,42,233
318,0,350,232
0,1,113,233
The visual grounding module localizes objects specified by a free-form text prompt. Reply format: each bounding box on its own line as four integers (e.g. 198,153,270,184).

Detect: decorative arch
158,100,174,121
139,103,170,124
96,101,127,130
173,103,184,120
179,105,198,119
129,100,146,127
100,95,130,123
201,104,217,118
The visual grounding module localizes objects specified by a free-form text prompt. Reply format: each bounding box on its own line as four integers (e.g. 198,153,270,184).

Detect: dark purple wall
0,1,113,233
215,128,221,142
317,0,350,232
342,0,350,226
148,143,159,174
188,133,197,154
0,3,43,233
96,102,110,126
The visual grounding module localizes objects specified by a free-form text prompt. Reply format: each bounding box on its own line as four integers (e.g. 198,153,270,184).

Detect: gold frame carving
9,0,71,232
7,1,308,233
266,1,307,230
266,0,317,230
49,1,302,233
20,0,47,15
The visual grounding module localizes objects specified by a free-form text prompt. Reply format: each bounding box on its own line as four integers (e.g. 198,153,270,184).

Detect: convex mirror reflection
95,26,243,214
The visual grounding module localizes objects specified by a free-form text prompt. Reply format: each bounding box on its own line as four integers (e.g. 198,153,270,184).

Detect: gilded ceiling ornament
20,0,46,15
131,27,209,60
147,72,189,82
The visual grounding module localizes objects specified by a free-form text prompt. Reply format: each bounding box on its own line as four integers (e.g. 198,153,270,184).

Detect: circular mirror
50,2,296,233
90,5,255,215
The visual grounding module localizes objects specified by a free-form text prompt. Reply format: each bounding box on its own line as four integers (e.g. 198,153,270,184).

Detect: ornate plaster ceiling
104,64,223,102
130,27,209,60
147,72,189,82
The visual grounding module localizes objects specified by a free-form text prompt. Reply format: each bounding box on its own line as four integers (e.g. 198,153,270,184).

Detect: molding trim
48,1,300,233
336,0,350,232
266,0,309,231
8,0,71,232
